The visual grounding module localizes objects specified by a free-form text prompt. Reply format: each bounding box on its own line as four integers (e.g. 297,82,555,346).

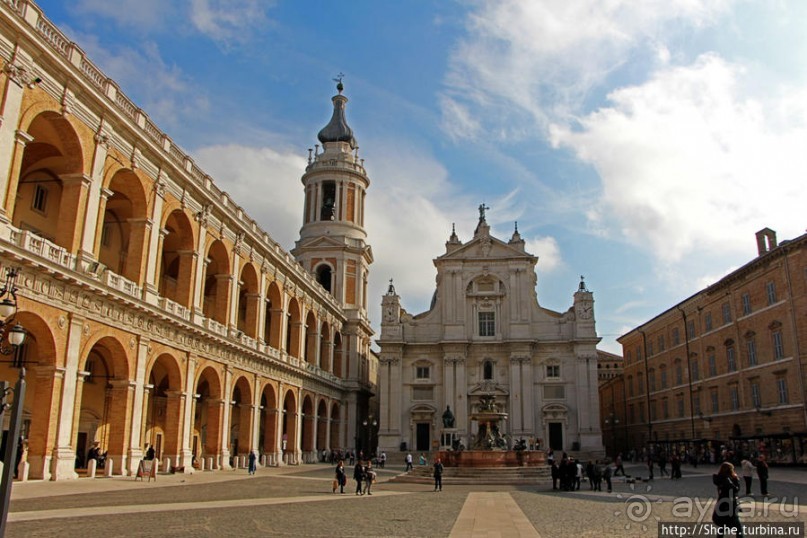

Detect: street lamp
0,267,27,536
360,416,378,458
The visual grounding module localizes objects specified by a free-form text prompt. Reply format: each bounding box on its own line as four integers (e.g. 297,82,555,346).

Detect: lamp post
360,416,378,458
0,267,27,536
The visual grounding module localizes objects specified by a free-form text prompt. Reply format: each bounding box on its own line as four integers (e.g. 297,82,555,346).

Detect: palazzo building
377,210,604,456
0,1,375,481
615,228,807,464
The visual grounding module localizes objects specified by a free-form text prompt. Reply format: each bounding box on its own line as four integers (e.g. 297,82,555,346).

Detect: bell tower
292,81,374,446
293,79,373,317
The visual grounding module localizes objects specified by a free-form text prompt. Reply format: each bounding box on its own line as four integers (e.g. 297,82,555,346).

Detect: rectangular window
649,401,656,421
711,390,719,413
629,405,635,423
639,406,645,423
412,386,433,401
746,339,757,366
722,302,732,324
628,377,634,397
543,385,565,400
478,312,495,337
772,331,784,359
677,397,685,418
693,395,701,415
672,328,680,346
660,368,668,389
704,313,713,332
708,353,717,377
32,184,48,213
648,341,654,356
691,360,699,382
766,281,777,305
648,371,656,392
777,378,788,404
742,293,752,315
675,364,683,385
726,347,736,372
687,320,696,339
546,365,560,378
750,382,761,408
658,335,665,352
416,366,430,379
730,386,739,411
662,399,669,419
638,373,644,394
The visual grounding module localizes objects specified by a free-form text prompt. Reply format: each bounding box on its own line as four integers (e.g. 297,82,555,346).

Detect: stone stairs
388,465,552,486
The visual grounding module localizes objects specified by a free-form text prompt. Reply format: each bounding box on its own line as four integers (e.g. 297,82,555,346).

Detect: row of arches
8,309,348,480
8,108,346,376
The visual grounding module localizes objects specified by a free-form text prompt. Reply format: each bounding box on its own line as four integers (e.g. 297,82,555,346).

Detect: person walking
756,455,769,496
433,457,444,492
405,452,413,472
248,450,257,475
614,453,625,476
363,462,376,495
603,464,613,493
712,462,744,537
353,460,365,495
740,457,755,496
335,460,346,494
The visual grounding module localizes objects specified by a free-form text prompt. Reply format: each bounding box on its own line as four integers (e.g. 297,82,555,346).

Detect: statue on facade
442,405,455,428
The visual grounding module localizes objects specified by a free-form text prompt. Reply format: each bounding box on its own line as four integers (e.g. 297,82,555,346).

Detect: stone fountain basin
438,449,546,467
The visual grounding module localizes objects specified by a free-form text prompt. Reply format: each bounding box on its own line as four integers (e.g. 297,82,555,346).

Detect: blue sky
37,1,807,353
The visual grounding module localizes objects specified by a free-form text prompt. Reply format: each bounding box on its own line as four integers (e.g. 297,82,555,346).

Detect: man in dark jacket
433,458,444,491
756,455,769,496
353,460,365,495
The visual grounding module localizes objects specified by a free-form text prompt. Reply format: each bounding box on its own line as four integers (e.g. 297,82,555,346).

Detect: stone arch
237,262,260,338
99,168,150,283
319,322,331,373
7,311,59,479
330,401,342,451
144,352,184,464
259,383,278,459
202,239,231,324
158,208,196,308
333,331,344,379
230,375,254,460
11,111,86,251
75,335,132,474
304,310,318,365
301,394,315,455
194,365,224,468
286,297,302,358
316,398,328,453
281,389,298,463
264,281,283,349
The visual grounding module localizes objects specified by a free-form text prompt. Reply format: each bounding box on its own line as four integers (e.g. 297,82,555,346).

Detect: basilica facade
0,1,374,480
377,212,604,457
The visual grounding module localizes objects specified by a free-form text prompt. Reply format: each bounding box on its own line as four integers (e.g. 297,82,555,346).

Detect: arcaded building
0,2,375,480
377,211,604,456
617,229,807,464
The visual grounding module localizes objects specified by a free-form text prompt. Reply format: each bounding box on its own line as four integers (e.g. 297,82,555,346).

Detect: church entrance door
416,423,430,452
548,422,563,451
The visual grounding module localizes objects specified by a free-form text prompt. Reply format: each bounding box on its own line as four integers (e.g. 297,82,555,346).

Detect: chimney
755,228,777,255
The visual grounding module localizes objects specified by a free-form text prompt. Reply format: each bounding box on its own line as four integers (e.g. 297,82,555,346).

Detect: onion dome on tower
317,80,357,149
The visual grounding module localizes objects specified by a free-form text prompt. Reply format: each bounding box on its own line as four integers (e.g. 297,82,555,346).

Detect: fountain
439,394,545,467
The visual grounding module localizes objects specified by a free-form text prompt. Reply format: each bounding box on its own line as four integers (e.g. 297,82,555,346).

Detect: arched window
316,264,332,293
483,360,493,380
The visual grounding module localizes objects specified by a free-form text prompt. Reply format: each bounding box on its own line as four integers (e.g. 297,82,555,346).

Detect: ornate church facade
0,2,374,480
377,211,604,456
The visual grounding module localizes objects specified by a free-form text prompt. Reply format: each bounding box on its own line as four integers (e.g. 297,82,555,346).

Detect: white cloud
189,0,273,45
194,144,306,250
550,53,807,262
74,0,167,28
525,236,562,273
441,0,734,139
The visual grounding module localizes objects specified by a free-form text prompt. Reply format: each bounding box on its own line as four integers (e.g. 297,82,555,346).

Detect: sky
35,0,807,354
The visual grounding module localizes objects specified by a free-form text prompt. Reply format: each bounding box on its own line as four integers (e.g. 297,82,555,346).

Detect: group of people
549,453,613,493
332,459,378,495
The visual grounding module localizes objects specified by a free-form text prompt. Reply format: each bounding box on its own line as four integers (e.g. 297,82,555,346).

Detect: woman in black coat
353,461,365,495
712,462,744,537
